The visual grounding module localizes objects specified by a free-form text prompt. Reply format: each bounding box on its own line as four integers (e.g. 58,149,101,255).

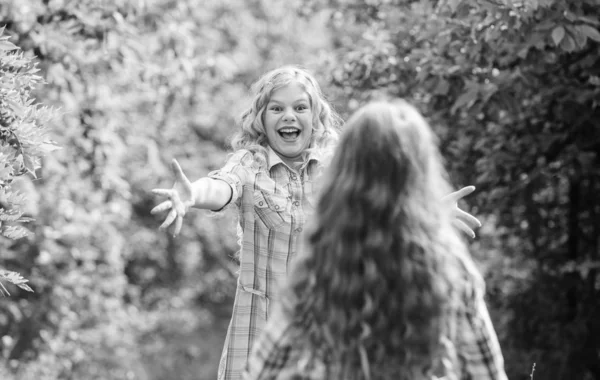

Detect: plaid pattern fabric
455,284,508,380
243,284,508,380
209,147,323,380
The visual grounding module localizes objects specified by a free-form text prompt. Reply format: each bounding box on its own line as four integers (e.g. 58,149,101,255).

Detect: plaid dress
209,147,324,380
242,276,509,380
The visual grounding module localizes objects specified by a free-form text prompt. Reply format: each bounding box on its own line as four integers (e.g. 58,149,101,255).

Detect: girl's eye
270,106,281,111
296,105,308,111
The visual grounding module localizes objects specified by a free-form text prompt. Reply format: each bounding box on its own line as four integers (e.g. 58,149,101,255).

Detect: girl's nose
282,109,296,122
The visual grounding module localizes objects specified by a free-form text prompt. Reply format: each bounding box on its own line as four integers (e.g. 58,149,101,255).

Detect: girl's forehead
268,81,311,102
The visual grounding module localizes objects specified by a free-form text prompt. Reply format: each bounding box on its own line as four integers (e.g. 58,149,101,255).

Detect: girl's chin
274,148,304,162
274,143,306,155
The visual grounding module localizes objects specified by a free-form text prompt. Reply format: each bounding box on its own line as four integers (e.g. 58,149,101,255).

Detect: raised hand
442,186,482,239
151,159,195,237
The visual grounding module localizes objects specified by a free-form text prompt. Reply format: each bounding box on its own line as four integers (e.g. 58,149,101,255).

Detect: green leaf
22,154,37,178
6,99,25,118
434,78,450,95
551,26,565,45
17,283,33,292
447,0,463,13
0,281,10,297
564,11,577,22
572,27,588,49
560,34,577,52
577,15,600,26
1,225,30,240
0,40,18,51
40,140,62,153
0,189,27,206
578,25,600,42
0,270,33,293
517,47,530,59
0,209,23,222
451,87,479,114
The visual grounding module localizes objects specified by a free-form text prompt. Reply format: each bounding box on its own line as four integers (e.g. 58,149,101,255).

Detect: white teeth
280,128,299,133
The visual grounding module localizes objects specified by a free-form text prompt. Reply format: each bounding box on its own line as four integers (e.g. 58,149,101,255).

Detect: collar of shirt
266,145,321,172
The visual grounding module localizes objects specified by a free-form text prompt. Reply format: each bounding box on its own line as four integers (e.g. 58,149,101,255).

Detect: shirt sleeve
243,306,296,380
207,149,255,210
456,283,508,380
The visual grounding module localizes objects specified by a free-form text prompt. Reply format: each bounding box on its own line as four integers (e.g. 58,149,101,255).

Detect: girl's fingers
172,159,191,186
152,188,173,197
456,208,482,229
443,186,476,203
173,216,183,237
160,209,177,230
153,160,188,236
151,200,173,214
453,218,476,239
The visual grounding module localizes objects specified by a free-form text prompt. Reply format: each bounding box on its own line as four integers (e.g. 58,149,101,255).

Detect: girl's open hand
442,186,482,239
151,159,195,237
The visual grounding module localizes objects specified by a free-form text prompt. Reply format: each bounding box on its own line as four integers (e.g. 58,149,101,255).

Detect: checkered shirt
243,279,508,380
209,147,324,380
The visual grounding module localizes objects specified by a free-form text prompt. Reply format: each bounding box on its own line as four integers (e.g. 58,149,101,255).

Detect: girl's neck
282,156,303,172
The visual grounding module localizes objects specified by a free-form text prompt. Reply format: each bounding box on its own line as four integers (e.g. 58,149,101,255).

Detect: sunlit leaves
551,25,565,45
578,24,600,42
451,81,480,114
0,27,18,52
0,270,33,296
0,27,56,242
0,25,57,298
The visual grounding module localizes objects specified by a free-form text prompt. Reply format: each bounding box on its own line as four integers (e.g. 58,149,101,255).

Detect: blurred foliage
2,0,599,379
306,0,600,379
0,0,332,379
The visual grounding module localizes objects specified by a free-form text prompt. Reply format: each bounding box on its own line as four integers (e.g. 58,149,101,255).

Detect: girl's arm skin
443,186,482,239
151,159,232,236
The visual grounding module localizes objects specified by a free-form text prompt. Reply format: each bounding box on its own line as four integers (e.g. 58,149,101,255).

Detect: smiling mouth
278,127,300,140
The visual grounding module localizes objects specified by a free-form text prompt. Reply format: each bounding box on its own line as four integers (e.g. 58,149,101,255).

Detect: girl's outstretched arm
151,159,232,236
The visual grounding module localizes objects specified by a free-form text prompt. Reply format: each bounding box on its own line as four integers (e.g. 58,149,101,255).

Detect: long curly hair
230,66,342,165
281,100,483,380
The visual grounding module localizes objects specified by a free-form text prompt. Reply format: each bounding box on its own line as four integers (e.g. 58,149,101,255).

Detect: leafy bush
0,25,57,296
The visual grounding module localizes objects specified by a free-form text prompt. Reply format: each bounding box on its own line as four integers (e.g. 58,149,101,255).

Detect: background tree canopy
309,1,600,379
0,0,598,379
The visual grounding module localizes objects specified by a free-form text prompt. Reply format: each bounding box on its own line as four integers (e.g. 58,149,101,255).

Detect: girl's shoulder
226,148,266,170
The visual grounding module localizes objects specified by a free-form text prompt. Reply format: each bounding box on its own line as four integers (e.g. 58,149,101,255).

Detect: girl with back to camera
244,100,507,380
151,67,482,380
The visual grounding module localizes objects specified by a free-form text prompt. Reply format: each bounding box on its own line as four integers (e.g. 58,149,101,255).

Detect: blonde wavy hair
230,66,342,165
281,100,484,380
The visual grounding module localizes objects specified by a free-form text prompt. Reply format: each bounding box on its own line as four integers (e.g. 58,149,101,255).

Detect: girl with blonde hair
151,67,481,380
244,100,507,380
